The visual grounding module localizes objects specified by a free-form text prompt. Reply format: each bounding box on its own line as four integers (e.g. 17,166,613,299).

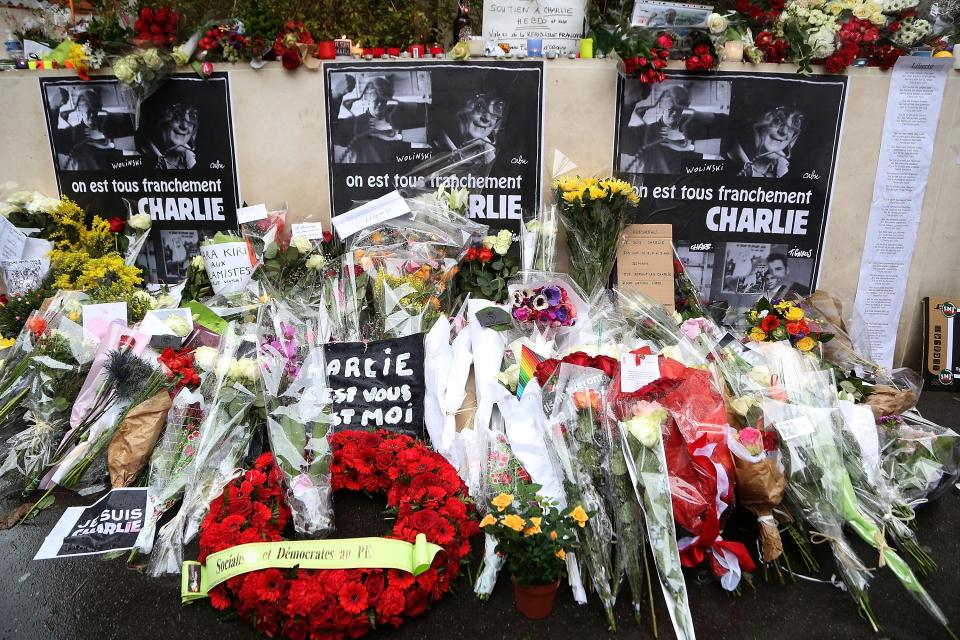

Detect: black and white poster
614,71,847,321
323,334,426,439
39,73,240,283
324,61,543,237
34,488,147,559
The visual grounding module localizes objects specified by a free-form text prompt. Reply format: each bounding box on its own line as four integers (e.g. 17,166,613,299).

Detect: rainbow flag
517,345,544,398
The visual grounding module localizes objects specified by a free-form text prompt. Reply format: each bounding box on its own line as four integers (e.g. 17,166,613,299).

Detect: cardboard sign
199,241,254,294
482,0,587,55
616,224,675,312
34,488,148,559
323,334,426,439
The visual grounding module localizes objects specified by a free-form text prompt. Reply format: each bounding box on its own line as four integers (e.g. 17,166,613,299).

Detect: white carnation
194,346,219,371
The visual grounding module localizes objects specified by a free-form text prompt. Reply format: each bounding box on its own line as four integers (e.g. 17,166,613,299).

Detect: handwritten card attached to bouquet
323,334,426,439
200,241,255,294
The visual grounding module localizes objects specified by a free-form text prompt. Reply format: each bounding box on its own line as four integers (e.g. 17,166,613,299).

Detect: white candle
724,40,744,62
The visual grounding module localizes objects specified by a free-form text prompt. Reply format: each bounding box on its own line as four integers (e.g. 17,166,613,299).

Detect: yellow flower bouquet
553,176,639,296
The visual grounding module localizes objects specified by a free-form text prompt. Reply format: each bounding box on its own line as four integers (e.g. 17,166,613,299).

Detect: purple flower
554,305,569,323
281,323,296,341
513,307,531,323
542,286,562,306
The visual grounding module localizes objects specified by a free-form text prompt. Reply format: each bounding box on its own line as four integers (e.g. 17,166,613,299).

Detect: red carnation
338,582,369,614
759,314,780,333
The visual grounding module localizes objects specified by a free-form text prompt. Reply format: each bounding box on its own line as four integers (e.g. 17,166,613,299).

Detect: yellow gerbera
796,336,816,352
502,514,526,532
491,493,513,512
569,505,589,528
479,514,497,528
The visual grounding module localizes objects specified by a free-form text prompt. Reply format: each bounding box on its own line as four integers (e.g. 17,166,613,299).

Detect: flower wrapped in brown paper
107,392,173,487
864,384,918,420
733,454,789,563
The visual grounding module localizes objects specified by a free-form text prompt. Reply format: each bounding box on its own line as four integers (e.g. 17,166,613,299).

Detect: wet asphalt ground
1,393,958,640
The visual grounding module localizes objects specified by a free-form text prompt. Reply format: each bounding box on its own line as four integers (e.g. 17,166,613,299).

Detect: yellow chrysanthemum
587,185,607,200
479,514,497,528
749,328,768,342
523,516,542,537
569,505,589,528
502,514,526,532
796,336,816,352
784,306,804,321
491,493,513,512
562,190,581,203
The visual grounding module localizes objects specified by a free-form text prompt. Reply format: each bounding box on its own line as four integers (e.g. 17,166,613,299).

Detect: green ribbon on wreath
181,534,442,604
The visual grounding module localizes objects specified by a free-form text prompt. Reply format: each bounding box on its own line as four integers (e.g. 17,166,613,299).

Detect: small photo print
161,230,200,280
718,242,812,298
187,564,202,593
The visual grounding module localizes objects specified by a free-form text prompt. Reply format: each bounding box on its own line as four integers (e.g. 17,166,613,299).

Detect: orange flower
572,390,600,412
25,316,47,337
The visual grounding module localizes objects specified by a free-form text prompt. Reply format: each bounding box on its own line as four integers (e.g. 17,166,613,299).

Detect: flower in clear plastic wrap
624,400,668,448
708,12,729,33
194,346,219,371
164,315,191,337
114,57,136,83
291,235,312,253
492,229,512,255
142,47,165,71
128,213,152,231
795,336,816,352
191,255,204,269
730,395,756,417
305,254,325,270
738,427,765,456
228,357,260,383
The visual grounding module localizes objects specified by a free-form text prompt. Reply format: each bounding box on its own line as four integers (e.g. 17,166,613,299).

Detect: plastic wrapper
508,271,591,346
553,173,637,300
240,203,287,266
520,206,559,273
757,342,950,634
544,363,617,629
114,47,178,129
147,323,263,575
257,297,333,537
136,336,233,555
615,397,696,640
0,315,94,493
878,411,960,503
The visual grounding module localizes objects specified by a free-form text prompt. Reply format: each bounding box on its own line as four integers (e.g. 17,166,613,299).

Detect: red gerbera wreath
197,430,480,640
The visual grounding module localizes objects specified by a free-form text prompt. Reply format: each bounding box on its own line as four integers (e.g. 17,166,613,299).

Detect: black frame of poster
613,69,848,319
38,72,241,283
323,60,544,238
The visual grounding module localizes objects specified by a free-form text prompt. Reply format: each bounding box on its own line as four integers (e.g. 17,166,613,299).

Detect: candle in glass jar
723,40,744,62
526,38,543,57
468,37,485,56
579,38,593,59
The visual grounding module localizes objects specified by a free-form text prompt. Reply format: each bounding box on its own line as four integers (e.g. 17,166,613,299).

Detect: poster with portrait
38,73,240,283
613,70,847,322
323,61,543,239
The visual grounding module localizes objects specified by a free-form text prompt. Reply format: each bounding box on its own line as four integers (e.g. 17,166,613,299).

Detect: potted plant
480,484,587,619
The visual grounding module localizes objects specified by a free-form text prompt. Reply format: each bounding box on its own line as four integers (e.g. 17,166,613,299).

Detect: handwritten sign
482,0,587,55
200,241,255,294
616,224,675,312
323,334,426,439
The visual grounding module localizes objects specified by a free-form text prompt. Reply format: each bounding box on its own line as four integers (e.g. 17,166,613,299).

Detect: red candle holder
317,40,336,59
428,44,444,55
386,46,401,57
407,44,426,58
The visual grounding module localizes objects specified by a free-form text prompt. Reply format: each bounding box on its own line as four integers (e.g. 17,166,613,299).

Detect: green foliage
0,283,51,340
